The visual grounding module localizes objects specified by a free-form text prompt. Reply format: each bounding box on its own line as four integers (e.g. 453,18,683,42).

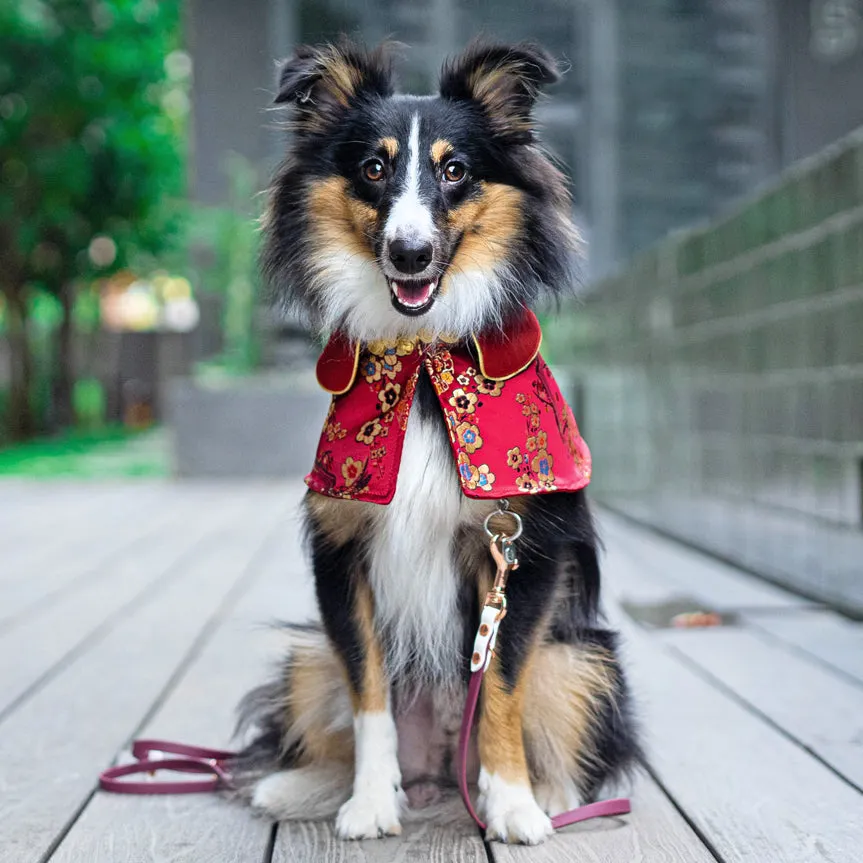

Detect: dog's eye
363,159,385,182
443,161,466,184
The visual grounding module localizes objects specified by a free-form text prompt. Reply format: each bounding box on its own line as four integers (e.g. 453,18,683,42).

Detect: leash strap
99,740,236,794
457,618,632,830
457,517,632,832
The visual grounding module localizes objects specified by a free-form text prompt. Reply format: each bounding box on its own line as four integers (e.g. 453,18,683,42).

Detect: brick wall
547,127,863,614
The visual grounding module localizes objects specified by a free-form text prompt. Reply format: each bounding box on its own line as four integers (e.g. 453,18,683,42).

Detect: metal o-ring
483,509,523,541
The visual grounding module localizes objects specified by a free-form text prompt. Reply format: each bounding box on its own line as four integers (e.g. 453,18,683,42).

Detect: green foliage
184,154,264,375
0,0,187,287
0,425,167,477
73,377,106,429
0,0,187,441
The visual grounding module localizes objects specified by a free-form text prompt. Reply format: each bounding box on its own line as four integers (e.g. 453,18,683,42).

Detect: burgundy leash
99,740,235,794
100,512,632,834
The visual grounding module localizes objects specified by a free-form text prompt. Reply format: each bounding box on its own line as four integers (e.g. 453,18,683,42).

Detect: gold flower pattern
474,373,503,397
455,421,483,454
356,418,385,445
448,388,478,415
378,381,401,412
341,456,365,487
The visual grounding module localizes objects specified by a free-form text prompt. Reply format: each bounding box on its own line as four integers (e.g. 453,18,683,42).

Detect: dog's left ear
439,40,559,142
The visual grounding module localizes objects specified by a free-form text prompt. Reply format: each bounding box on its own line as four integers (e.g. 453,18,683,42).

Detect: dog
234,37,640,845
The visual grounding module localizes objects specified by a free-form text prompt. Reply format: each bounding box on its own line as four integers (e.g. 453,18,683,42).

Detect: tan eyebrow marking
379,137,399,160
430,139,453,164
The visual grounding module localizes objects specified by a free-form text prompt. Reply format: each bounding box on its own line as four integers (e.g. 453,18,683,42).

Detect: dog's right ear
274,39,394,134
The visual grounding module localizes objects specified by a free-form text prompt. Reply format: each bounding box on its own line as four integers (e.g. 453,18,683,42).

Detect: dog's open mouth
389,278,438,316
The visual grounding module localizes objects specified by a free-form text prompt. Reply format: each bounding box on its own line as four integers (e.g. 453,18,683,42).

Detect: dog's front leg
338,581,404,839
313,527,404,839
477,653,552,844
475,558,554,845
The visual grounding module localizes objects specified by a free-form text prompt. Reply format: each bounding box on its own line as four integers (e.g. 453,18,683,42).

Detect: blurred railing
547,127,863,615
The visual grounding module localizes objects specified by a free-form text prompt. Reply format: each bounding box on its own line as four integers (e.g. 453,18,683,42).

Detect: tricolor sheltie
235,38,639,845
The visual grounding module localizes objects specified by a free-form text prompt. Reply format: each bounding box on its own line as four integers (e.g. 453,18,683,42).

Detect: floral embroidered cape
305,311,592,504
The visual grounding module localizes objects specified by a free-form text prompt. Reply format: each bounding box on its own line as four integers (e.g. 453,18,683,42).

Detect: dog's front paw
335,784,406,839
479,769,553,845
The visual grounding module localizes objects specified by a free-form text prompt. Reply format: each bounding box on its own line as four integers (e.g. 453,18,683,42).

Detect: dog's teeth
390,280,437,309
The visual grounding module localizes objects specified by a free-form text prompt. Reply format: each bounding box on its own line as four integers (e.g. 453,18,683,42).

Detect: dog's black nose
388,239,433,275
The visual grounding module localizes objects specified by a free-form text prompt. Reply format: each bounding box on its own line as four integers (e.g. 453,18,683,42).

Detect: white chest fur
366,403,464,684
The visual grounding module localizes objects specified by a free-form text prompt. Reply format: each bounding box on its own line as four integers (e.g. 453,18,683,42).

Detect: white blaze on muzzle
384,113,434,246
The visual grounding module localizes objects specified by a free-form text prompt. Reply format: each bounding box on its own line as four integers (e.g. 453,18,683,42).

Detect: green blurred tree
0,0,186,441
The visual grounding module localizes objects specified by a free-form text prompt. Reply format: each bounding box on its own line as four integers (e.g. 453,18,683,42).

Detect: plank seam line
637,760,727,863
114,507,293,756
744,617,863,692
482,836,496,862
665,643,863,796
598,504,851,619
603,515,811,613
0,501,256,729
39,504,292,863
263,822,278,863
0,524,170,636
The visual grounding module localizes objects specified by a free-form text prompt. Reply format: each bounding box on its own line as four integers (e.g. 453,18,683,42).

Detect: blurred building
188,0,863,279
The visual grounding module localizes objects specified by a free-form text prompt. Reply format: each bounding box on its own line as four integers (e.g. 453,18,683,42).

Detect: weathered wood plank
601,540,863,863
744,609,863,686
48,795,272,863
273,815,487,863
661,624,863,789
598,510,810,611
0,492,291,863
490,771,715,863
0,483,163,582
0,483,297,626
50,522,312,863
0,491,256,719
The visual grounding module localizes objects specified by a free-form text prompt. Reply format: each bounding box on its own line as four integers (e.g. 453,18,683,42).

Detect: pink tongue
395,282,432,305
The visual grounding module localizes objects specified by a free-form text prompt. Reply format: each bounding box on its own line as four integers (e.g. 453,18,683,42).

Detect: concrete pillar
581,0,620,279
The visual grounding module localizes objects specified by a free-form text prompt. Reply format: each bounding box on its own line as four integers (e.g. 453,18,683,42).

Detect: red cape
306,311,591,504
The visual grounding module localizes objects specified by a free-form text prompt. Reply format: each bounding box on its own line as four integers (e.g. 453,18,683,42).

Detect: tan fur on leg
287,639,355,766
477,630,552,844
522,642,618,805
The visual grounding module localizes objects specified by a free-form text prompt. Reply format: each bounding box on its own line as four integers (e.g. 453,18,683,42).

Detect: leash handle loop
99,757,232,795
99,740,237,795
131,739,235,763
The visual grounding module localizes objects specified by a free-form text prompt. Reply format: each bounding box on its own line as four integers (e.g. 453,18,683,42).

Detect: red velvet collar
316,310,543,395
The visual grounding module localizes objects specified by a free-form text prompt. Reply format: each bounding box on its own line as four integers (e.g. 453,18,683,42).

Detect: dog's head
264,38,578,342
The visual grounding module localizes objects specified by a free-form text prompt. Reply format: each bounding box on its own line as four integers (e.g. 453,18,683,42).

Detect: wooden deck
1,480,862,862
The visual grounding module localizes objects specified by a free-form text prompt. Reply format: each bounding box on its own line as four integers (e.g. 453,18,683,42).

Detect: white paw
533,778,582,817
335,783,406,840
252,771,301,816
479,769,553,845
251,766,351,820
